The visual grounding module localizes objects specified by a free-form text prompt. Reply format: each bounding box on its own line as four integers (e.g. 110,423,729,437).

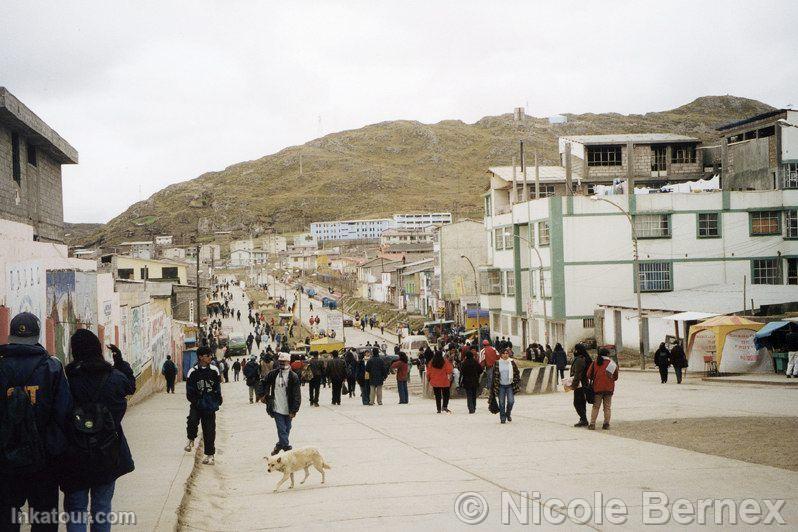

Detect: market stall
753,320,798,373
686,315,769,373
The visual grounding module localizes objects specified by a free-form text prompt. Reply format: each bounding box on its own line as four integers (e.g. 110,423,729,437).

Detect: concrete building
162,247,187,261
311,218,392,242
400,258,435,315
100,255,188,285
262,234,287,254
718,109,798,191
379,227,434,246
0,87,78,243
155,235,173,246
229,239,268,267
482,187,798,351
434,220,487,322
292,232,318,249
185,243,221,264
486,166,567,210
392,212,452,229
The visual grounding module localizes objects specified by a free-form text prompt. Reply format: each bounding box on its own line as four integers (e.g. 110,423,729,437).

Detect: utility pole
461,256,482,342
196,244,201,344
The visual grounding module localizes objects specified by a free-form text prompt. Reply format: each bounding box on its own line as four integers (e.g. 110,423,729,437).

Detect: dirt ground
612,416,798,471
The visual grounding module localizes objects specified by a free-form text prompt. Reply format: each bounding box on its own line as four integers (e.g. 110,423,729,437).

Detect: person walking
553,343,567,380
246,333,254,355
243,356,261,404
570,343,592,427
366,348,387,405
654,343,671,384
390,352,410,404
344,349,358,398
478,340,498,388
263,353,302,455
0,313,72,532
61,329,136,532
356,352,370,405
489,348,520,423
587,348,619,430
220,357,230,383
307,352,324,407
162,355,178,393
670,342,687,384
460,350,483,414
426,350,453,413
326,350,348,405
184,347,223,464
232,358,241,382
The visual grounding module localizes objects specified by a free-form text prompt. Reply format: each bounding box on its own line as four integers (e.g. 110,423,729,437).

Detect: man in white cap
262,352,302,455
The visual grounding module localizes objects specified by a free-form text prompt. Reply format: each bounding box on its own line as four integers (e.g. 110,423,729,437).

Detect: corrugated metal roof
488,166,567,182
561,133,699,145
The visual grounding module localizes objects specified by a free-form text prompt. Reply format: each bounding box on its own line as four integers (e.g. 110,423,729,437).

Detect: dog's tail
322,462,332,470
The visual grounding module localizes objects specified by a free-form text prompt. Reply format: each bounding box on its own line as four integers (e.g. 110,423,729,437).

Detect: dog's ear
277,457,281,463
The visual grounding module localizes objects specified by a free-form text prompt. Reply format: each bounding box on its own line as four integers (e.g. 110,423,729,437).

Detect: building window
752,258,781,285
140,267,149,280
783,163,798,189
11,132,21,184
503,271,515,297
750,211,781,236
480,269,501,295
582,317,595,328
538,184,556,198
162,267,179,279
494,228,503,251
484,195,492,216
635,214,670,238
117,268,134,280
697,212,721,238
638,262,672,292
503,226,514,250
671,144,697,164
538,221,550,246
587,145,622,167
26,143,37,166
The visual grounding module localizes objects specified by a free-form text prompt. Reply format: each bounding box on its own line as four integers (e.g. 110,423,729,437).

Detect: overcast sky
2,0,796,223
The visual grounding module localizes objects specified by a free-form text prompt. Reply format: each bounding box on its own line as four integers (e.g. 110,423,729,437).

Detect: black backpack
0,356,49,475
67,372,121,474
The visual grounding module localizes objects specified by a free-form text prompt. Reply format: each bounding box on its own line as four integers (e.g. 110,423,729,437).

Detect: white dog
266,447,331,492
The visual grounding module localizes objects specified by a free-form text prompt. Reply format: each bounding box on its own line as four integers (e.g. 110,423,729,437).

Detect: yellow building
102,255,188,285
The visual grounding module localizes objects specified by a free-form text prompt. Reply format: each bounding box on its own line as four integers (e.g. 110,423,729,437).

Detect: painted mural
5,260,47,327
129,303,150,376
46,270,76,364
150,310,172,378
74,272,98,334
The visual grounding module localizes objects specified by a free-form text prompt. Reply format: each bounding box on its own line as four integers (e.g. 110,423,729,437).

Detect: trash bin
772,351,788,373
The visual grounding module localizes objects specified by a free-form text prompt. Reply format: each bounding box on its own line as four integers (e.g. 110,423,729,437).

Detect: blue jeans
64,481,116,532
397,380,409,403
498,384,514,421
274,413,292,449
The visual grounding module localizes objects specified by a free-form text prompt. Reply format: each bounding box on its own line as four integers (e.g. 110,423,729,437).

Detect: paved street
165,282,798,530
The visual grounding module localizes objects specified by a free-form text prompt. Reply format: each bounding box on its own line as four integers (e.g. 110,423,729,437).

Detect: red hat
482,340,489,346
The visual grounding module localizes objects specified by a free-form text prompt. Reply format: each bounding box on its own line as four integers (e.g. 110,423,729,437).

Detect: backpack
300,363,313,383
0,356,49,475
67,371,122,475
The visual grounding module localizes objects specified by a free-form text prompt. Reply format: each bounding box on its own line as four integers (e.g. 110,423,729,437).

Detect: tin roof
560,133,699,145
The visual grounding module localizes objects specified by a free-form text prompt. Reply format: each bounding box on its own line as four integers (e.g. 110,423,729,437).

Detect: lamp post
589,196,646,369
460,255,483,342
513,233,549,346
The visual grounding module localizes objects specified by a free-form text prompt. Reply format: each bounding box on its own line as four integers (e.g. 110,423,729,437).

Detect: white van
401,335,430,359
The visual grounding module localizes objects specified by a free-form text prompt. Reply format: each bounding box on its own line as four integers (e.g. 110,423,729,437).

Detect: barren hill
81,95,773,247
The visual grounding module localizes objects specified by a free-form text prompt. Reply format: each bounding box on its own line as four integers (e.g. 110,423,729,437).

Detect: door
651,146,667,176
613,310,622,348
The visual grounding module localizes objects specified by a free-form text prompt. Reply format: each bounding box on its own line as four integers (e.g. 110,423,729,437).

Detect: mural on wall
5,260,47,327
129,303,150,377
150,310,172,379
74,272,98,334
46,270,76,364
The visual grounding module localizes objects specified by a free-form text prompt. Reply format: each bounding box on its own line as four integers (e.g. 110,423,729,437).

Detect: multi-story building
311,218,392,242
1,87,78,243
379,227,434,247
119,241,155,260
262,234,287,254
100,255,188,285
433,220,487,322
392,212,452,229
718,109,798,191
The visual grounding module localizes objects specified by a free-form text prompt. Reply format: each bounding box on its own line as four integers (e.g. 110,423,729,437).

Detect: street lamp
589,195,646,369
513,233,550,346
460,255,483,342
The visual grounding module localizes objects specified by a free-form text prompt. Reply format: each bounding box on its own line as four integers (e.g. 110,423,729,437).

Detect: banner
5,260,46,327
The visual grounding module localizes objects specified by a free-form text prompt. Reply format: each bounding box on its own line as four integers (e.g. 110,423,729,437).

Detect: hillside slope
83,95,773,247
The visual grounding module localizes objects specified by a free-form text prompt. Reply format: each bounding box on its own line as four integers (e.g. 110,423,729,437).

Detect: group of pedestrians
0,312,136,531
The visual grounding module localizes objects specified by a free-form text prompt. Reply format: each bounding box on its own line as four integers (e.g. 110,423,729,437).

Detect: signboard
328,313,343,335
720,328,769,373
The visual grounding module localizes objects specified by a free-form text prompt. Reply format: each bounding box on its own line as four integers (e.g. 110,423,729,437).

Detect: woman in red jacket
390,352,410,404
586,348,619,430
426,350,453,413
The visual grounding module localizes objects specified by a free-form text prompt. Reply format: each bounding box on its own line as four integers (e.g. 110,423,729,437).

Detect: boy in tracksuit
184,346,223,465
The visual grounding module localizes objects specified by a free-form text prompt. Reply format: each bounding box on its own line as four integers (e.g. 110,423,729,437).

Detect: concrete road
176,281,798,530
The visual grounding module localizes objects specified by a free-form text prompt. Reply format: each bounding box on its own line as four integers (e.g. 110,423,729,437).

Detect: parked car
343,318,354,327
400,335,430,360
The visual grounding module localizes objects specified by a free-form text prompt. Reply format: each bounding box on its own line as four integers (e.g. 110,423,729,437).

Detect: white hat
278,352,291,362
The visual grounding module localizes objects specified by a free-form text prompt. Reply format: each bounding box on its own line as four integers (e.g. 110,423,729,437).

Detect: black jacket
0,343,72,461
162,360,178,378
326,357,347,381
263,368,301,417
186,364,223,411
460,358,483,388
654,347,671,368
308,358,325,379
62,357,136,491
366,355,387,386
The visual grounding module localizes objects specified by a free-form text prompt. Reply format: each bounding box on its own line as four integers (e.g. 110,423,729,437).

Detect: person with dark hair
489,348,520,423
356,352,370,405
326,350,347,405
426,350,453,413
162,354,178,393
366,348,387,405
0,312,72,532
670,342,687,383
460,350,483,414
232,358,242,382
552,343,568,379
307,352,324,407
570,344,592,427
390,352,410,404
344,349,357,398
263,353,302,455
184,346,223,464
62,329,136,531
654,343,671,384
587,348,619,430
